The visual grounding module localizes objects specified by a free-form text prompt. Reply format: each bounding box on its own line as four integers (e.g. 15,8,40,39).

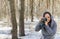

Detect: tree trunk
30,0,33,22
8,0,18,39
52,0,54,15
19,0,25,36
47,0,50,9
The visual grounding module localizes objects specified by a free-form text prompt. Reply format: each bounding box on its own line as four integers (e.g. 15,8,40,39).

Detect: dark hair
43,12,51,17
43,12,52,27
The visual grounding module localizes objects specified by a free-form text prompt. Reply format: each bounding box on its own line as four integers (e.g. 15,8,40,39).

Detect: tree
52,0,54,15
46,0,50,9
30,0,34,22
8,0,18,39
19,0,25,36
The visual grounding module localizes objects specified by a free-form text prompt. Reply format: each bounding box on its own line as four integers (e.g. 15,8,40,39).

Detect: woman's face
45,13,51,22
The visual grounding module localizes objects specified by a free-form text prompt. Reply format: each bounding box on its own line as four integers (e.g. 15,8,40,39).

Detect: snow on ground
0,34,11,39
0,19,60,39
18,31,42,39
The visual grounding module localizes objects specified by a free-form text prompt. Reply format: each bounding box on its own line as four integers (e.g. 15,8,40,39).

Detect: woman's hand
39,17,43,21
39,17,49,26
45,21,48,26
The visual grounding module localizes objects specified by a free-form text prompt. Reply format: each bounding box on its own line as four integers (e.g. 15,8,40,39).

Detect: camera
39,17,47,28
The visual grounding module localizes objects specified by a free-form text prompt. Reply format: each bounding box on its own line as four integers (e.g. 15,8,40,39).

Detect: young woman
35,12,57,39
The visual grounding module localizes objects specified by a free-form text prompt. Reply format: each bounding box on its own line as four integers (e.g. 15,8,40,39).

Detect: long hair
43,12,51,18
43,12,52,27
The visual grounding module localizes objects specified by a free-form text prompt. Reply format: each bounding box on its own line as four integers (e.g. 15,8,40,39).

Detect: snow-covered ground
0,18,60,39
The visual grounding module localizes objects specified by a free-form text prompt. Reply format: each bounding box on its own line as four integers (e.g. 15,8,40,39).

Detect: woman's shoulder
52,19,56,23
52,20,57,26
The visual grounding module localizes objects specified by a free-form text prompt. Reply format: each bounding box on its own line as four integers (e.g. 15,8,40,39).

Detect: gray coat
35,19,57,39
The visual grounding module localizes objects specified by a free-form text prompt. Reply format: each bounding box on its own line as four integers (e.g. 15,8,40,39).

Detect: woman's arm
35,22,42,31
45,21,57,35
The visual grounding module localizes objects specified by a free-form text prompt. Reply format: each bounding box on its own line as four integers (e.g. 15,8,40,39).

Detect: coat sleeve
35,22,42,31
44,21,57,35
